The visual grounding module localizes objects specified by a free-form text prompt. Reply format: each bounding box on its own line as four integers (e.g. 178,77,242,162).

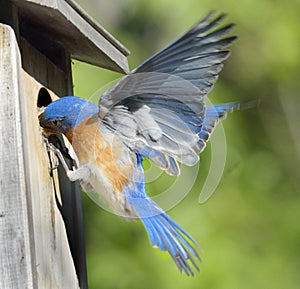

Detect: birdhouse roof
12,0,130,73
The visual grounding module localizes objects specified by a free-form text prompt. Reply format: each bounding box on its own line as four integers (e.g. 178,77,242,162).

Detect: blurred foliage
73,0,300,288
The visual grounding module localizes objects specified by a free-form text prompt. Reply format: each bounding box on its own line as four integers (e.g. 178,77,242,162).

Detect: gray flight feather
99,12,237,174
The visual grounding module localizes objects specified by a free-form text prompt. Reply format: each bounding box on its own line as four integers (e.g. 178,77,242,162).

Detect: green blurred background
73,0,300,288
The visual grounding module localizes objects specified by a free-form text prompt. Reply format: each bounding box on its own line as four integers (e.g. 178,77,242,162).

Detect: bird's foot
42,134,91,182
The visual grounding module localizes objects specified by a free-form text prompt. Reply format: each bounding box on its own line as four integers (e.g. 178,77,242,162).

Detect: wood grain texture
0,23,36,289
21,24,88,289
12,0,129,73
21,56,80,289
0,24,80,289
20,36,70,96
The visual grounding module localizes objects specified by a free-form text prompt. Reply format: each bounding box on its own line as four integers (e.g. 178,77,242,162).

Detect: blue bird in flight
39,12,245,275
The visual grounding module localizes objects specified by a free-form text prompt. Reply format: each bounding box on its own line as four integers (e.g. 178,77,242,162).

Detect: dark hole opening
37,87,52,108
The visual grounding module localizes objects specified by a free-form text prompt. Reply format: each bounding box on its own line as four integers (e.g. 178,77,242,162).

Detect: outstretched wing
99,12,237,175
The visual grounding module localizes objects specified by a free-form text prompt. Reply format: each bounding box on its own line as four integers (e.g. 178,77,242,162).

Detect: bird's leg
42,134,91,182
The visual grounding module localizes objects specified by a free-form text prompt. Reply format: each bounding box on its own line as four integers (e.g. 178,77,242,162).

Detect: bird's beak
38,110,56,135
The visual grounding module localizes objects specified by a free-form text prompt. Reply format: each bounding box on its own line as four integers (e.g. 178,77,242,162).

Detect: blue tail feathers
141,210,201,275
125,154,201,275
197,100,257,152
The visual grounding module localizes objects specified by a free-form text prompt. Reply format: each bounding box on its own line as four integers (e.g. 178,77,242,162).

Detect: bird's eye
51,119,61,127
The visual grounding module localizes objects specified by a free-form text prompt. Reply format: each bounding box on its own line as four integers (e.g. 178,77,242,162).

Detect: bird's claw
42,134,89,182
42,134,72,175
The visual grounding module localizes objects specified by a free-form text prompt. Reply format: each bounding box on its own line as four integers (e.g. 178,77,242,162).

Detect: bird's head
39,96,99,135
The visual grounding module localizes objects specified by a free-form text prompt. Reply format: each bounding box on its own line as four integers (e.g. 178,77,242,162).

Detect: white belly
81,163,138,219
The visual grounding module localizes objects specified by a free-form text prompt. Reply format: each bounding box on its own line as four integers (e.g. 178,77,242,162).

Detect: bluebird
39,12,246,275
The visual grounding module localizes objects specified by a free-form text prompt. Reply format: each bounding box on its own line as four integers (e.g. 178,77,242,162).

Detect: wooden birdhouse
0,1,129,288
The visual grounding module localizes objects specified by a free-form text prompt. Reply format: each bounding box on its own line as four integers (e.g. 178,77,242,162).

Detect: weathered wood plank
21,69,80,289
12,0,130,73
64,0,129,56
20,36,70,96
0,23,81,289
21,36,88,289
0,23,36,289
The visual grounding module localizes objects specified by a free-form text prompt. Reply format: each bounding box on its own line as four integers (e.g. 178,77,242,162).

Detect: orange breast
66,115,133,193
